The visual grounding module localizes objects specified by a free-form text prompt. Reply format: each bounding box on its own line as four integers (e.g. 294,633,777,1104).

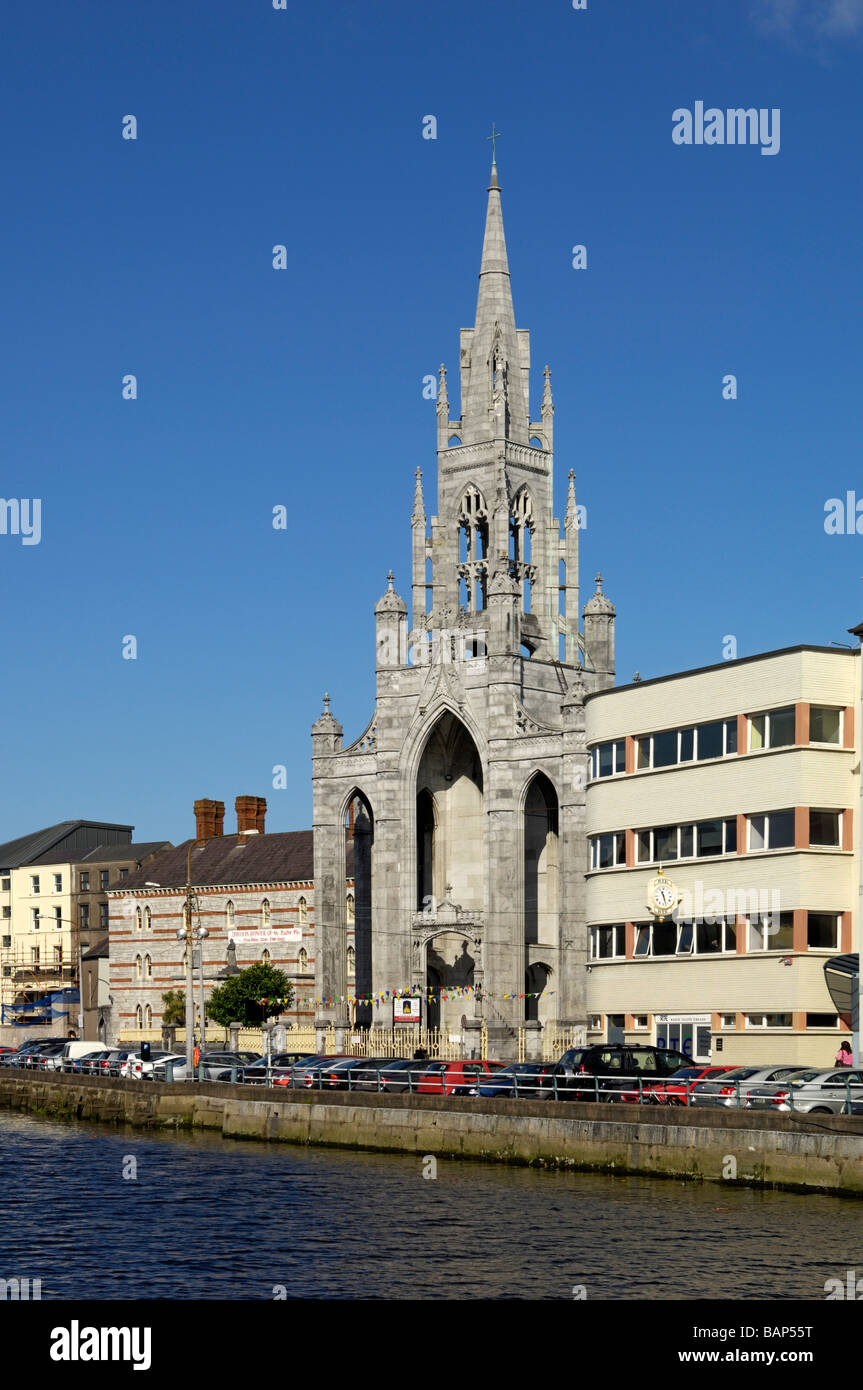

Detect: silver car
689,1065,804,1108
744,1068,826,1110
749,1068,863,1114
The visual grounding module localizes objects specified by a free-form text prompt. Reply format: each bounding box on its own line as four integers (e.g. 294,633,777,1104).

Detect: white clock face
654,883,675,911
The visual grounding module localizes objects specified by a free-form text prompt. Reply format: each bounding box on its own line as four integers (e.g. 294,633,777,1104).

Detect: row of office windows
28,869,129,894
590,705,844,780
28,903,109,930
589,1012,842,1031
589,912,841,959
590,809,843,869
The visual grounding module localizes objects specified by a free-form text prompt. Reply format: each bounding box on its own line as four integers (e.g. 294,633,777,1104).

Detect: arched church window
347,946,355,977
135,954,142,980
457,486,489,612
261,899,271,928
136,1004,143,1029
298,896,307,924
298,947,308,973
346,893,355,923
262,949,271,964
135,907,142,932
144,1004,152,1028
144,906,151,933
144,954,152,978
226,900,235,933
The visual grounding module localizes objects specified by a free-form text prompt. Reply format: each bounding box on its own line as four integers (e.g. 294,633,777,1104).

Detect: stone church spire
458,160,530,445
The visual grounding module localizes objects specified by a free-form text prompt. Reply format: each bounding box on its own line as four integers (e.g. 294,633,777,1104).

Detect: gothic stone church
312,162,616,1059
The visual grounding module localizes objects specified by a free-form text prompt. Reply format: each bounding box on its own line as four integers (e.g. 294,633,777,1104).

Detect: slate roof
29,841,172,867
81,935,110,960
0,821,133,871
112,830,347,893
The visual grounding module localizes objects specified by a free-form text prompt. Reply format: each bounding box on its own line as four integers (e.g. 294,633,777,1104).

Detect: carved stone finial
323,692,331,713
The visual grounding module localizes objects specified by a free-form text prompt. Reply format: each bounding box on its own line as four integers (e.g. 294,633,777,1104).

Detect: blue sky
2,0,862,845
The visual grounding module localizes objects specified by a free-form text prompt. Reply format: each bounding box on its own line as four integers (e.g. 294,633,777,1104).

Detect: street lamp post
150,838,211,1075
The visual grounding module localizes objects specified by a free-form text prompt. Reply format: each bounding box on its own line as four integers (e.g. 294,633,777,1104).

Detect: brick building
107,796,355,1043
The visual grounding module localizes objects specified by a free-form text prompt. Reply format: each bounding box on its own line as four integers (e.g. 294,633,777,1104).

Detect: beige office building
584,645,857,1067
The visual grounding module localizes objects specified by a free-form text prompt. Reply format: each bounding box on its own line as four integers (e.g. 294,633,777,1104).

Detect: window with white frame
144,906,151,932
31,875,40,894
31,908,39,931
748,911,794,952
636,719,737,770
53,874,62,893
810,809,841,847
694,919,737,954
632,1015,649,1029
589,924,625,959
747,810,794,851
749,707,795,751
808,913,840,950
588,1015,603,1031
745,1013,792,1028
136,1004,143,1029
144,1004,152,1028
54,907,62,930
809,705,842,745
589,832,627,870
636,818,736,864
298,947,309,973
720,1014,737,1028
590,740,626,779
226,900,235,933
135,906,142,932
144,954,152,978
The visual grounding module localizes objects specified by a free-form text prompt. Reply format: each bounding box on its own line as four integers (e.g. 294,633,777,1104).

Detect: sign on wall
229,927,302,944
393,996,421,1025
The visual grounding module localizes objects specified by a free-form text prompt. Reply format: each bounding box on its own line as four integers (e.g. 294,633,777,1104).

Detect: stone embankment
2,1070,863,1196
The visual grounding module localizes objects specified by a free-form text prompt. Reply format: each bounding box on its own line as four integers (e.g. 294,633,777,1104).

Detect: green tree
161,990,186,1026
206,964,292,1028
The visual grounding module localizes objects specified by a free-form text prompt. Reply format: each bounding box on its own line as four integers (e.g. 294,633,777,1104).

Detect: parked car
689,1065,804,1108
229,1053,317,1085
472,1062,555,1099
743,1068,829,1110
345,1058,437,1093
313,1057,395,1090
749,1068,863,1114
0,1041,48,1067
33,1041,69,1072
145,1053,188,1081
634,1065,734,1106
64,1049,106,1074
287,1056,355,1089
79,1049,114,1076
416,1060,506,1096
553,1045,693,1102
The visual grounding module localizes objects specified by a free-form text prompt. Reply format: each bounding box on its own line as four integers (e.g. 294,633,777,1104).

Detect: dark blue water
1,1110,861,1299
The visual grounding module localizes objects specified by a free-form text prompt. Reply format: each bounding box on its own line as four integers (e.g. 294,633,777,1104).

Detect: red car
415,1060,505,1095
634,1065,732,1106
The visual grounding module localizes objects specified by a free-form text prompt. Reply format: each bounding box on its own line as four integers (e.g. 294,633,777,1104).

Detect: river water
0,1110,860,1300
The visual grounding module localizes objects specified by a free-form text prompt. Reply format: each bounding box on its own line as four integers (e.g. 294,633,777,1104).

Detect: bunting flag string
258,986,557,1008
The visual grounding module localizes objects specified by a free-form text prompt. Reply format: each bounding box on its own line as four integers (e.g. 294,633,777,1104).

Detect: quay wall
2,1070,863,1196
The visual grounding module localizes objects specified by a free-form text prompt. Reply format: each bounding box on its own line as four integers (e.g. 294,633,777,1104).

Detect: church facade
312,162,616,1060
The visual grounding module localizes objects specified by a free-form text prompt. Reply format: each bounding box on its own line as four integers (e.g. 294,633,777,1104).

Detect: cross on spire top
486,123,502,163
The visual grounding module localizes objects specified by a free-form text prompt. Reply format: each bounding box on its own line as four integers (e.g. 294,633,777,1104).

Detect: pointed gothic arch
415,710,484,916
523,770,560,955
345,789,374,1029
457,484,489,612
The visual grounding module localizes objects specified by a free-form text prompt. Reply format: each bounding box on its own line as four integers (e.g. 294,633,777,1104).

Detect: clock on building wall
646,867,680,922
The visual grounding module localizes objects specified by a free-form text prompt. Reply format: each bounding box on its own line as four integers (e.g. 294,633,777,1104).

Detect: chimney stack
236,795,267,836
194,799,224,841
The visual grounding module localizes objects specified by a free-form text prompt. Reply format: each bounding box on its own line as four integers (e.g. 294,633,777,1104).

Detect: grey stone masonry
313,162,616,1060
